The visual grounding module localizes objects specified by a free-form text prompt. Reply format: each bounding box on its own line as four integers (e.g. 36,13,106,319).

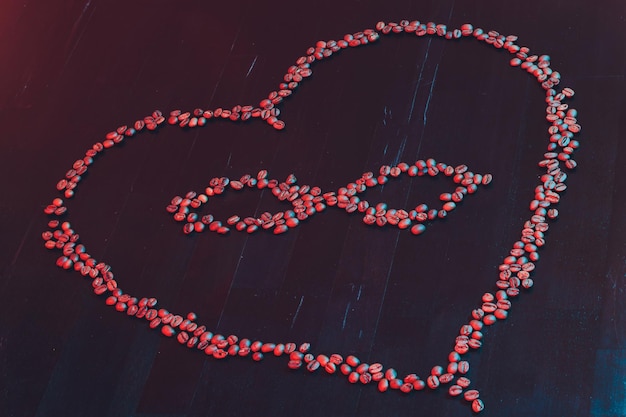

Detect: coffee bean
411,224,426,235
378,379,389,392
340,363,352,375
356,363,370,374
389,378,403,389
449,384,463,396
413,379,426,390
472,308,485,320
328,353,343,364
316,354,329,366
385,368,397,380
472,399,485,413
177,331,190,344
149,317,161,329
260,343,276,353
464,389,480,401
324,362,337,374
427,375,440,389
482,302,497,313
369,363,383,374
494,309,508,320
448,351,461,362
470,319,483,331
400,382,413,393
439,373,454,384
431,365,444,376
457,377,471,388
359,372,372,384
455,344,469,355
348,372,360,384
403,374,419,384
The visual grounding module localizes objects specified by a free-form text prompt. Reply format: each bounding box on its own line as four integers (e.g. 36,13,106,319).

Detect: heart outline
42,19,581,414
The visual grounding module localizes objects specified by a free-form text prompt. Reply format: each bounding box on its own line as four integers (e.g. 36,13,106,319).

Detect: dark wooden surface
1,1,625,416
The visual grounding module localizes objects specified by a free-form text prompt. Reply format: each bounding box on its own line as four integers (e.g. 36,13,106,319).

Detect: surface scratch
290,295,304,329
393,135,408,166
407,38,432,123
206,21,243,105
341,302,351,330
422,63,440,125
10,216,34,266
245,55,258,78
216,239,250,328
62,0,95,70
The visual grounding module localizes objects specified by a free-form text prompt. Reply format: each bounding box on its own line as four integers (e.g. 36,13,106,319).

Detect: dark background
1,1,625,416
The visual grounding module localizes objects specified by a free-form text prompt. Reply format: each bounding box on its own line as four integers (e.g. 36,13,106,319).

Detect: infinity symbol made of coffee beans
167,161,492,236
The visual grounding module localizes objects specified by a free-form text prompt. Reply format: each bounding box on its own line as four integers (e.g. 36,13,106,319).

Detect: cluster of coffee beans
42,20,580,414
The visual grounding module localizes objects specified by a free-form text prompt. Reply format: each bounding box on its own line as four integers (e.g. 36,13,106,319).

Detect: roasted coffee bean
449,385,463,396
458,361,470,374
457,377,471,388
385,368,398,381
472,399,485,413
448,351,461,362
464,389,480,401
378,379,389,392
427,375,440,389
413,379,426,390
439,373,454,384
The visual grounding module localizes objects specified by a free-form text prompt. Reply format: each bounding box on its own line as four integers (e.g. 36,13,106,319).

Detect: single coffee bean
449,384,463,396
385,368,397,380
457,377,471,388
378,379,389,392
413,379,426,390
464,389,480,401
472,399,485,413
427,375,440,389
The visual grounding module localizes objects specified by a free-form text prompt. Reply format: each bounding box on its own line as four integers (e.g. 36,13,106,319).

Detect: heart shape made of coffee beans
42,19,580,414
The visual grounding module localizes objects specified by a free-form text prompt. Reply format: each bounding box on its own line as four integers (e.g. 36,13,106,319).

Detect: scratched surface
1,1,625,416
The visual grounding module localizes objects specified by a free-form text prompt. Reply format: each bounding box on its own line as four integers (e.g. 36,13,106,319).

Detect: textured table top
1,1,625,416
